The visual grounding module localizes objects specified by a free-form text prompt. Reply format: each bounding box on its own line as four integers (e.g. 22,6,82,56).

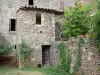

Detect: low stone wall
80,43,100,75
0,55,17,66
64,37,100,75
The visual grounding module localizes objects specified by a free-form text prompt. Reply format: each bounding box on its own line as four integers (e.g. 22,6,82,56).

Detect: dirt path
17,71,45,75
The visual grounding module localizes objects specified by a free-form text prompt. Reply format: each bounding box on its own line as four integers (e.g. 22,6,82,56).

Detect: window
10,19,16,31
29,0,33,5
36,13,41,25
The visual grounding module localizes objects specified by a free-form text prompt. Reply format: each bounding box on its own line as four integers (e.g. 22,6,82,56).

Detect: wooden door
42,45,50,66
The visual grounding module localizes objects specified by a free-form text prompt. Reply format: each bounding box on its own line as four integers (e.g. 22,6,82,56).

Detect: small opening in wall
10,19,16,31
36,13,41,25
29,0,33,5
37,64,41,68
15,45,16,49
40,31,42,33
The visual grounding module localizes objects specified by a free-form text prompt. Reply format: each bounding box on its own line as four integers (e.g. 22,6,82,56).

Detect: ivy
73,38,82,74
58,41,71,73
52,41,71,75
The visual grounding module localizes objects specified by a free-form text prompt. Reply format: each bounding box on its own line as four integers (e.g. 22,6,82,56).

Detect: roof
20,5,64,14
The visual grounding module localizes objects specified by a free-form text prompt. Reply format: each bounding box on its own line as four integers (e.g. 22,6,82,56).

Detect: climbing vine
53,39,82,75
58,41,71,75
52,41,71,75
73,38,82,75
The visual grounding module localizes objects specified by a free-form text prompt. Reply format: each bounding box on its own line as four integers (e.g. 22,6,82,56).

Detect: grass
21,66,55,75
0,66,47,75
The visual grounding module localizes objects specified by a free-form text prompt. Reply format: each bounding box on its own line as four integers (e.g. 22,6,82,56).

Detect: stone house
0,0,64,66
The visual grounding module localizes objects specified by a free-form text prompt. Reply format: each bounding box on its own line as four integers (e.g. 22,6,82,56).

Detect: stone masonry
64,37,100,75
16,9,62,66
0,1,99,75
0,0,63,66
0,0,62,45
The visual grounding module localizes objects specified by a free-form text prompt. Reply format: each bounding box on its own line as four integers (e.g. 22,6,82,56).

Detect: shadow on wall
0,32,10,45
0,32,16,66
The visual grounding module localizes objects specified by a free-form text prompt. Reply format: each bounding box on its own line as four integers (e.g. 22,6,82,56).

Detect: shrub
0,44,12,55
91,0,100,51
19,40,33,65
61,5,91,38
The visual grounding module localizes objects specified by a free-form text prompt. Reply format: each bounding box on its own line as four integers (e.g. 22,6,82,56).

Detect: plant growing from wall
73,38,82,74
58,41,71,75
19,40,33,66
52,41,71,75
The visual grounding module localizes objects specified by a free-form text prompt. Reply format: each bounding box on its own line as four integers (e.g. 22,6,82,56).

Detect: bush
19,40,33,65
91,0,100,51
61,5,91,38
0,44,12,55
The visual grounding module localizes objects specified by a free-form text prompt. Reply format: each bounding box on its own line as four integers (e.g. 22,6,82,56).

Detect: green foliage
62,5,91,38
52,40,82,75
91,0,100,51
94,11,100,50
58,41,71,73
73,38,82,74
19,40,33,63
36,39,82,75
0,44,12,55
52,41,71,75
96,0,100,10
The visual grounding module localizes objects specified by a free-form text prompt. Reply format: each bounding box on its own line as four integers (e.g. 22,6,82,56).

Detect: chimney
60,0,64,10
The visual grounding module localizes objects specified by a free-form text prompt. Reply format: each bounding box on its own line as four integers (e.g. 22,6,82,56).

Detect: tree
92,0,100,51
61,4,91,38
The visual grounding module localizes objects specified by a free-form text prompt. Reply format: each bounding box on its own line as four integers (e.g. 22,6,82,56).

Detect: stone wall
0,0,61,45
0,0,63,67
64,37,100,75
16,9,60,66
34,0,61,10
80,43,100,75
0,0,28,45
